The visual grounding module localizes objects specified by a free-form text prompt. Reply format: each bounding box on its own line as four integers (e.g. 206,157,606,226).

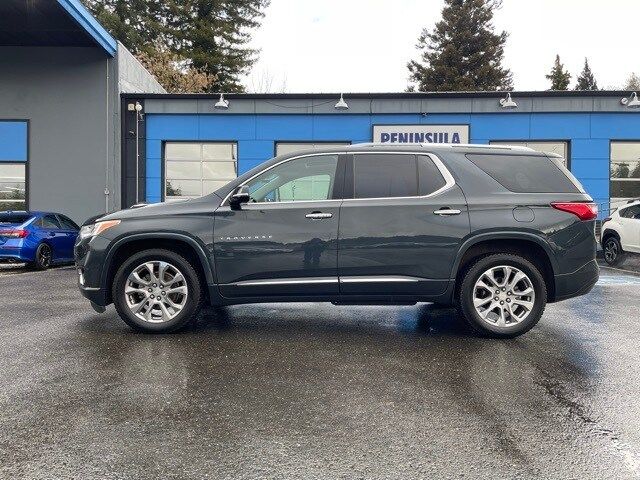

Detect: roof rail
433,143,535,151
350,142,535,152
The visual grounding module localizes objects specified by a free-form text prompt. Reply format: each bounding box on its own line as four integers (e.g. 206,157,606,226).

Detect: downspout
104,58,110,213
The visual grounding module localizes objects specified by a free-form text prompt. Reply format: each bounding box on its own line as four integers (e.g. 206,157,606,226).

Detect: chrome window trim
221,150,456,206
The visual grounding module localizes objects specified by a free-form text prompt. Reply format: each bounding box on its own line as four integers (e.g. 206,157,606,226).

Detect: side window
41,215,61,229
244,155,339,203
57,215,79,230
353,154,417,199
417,155,447,195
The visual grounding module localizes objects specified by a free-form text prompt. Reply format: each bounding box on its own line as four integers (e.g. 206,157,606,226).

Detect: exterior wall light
215,93,229,110
499,93,518,109
335,93,349,110
621,92,640,108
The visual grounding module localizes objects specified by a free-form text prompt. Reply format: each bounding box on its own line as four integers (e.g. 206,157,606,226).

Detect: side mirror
229,185,251,209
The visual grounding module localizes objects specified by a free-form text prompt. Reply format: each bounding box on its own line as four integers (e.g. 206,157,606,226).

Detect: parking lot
0,266,639,479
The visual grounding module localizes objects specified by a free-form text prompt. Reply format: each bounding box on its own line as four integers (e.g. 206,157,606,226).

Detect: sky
243,0,639,93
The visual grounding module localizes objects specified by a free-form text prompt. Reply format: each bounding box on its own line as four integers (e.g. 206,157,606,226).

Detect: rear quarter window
620,205,640,219
466,154,581,193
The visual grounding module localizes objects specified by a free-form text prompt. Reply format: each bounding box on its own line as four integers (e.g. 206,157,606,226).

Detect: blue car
0,211,79,269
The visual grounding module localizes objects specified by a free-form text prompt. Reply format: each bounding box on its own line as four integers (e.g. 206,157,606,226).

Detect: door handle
433,208,461,216
305,212,333,219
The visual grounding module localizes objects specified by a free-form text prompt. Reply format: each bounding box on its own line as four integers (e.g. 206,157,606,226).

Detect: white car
601,200,640,265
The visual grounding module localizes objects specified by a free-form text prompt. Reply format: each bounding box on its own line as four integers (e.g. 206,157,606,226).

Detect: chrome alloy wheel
472,265,536,328
124,261,188,323
604,239,618,264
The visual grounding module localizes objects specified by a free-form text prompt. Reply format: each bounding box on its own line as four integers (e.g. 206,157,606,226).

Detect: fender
449,230,559,279
100,232,216,291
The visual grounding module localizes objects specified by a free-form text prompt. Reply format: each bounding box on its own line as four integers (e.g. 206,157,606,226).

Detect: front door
337,152,470,296
214,153,344,297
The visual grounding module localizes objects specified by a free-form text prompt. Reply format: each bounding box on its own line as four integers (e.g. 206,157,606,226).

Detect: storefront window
0,163,26,211
610,142,640,208
490,141,569,166
164,142,237,200
275,142,350,156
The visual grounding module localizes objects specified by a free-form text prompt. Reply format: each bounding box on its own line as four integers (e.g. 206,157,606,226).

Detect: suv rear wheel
457,253,547,338
112,249,203,333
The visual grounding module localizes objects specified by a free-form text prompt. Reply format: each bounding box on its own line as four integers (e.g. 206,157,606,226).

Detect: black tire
30,243,52,270
603,236,623,266
112,249,203,333
456,253,547,338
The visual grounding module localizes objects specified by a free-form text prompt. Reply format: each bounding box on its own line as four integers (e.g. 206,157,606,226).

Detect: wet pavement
1,267,640,479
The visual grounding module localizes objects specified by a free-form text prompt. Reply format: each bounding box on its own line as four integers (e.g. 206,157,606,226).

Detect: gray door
338,152,470,296
214,154,342,297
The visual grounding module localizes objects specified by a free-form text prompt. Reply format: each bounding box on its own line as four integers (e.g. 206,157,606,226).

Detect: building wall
0,46,117,223
144,111,640,210
116,43,165,94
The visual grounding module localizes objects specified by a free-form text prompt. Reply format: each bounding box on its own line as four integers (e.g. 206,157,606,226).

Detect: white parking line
596,275,640,286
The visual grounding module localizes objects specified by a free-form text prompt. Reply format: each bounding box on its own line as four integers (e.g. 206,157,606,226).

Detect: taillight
0,229,28,238
551,202,598,221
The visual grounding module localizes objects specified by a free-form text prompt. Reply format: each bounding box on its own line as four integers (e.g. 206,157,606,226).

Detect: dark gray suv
75,143,598,337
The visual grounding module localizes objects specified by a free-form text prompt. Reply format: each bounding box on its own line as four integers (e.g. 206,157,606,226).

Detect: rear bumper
553,259,599,302
0,248,32,263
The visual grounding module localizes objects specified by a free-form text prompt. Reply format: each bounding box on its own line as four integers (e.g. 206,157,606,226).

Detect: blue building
2,3,640,223
121,92,640,218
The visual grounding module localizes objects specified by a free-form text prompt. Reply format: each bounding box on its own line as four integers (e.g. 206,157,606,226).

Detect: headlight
79,220,121,239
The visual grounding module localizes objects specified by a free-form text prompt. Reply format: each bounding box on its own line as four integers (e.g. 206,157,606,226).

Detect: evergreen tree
168,0,270,93
83,0,166,54
83,0,269,93
546,55,571,90
575,58,598,90
407,0,513,92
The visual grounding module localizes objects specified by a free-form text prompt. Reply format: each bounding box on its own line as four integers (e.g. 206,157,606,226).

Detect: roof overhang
56,0,117,56
0,0,116,57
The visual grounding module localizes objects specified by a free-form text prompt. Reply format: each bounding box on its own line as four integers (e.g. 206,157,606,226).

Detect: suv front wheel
457,254,547,338
112,249,203,333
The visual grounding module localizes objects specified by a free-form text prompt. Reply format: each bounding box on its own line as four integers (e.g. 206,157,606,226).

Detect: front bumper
553,259,599,302
75,234,112,307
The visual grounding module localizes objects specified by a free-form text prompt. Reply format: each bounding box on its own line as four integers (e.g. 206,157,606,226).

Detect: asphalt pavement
1,266,640,479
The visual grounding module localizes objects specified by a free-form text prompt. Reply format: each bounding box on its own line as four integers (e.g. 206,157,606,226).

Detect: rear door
337,152,470,296
39,215,67,260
